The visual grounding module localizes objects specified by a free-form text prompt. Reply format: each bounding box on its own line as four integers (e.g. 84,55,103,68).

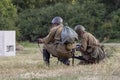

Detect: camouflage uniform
78,31,105,63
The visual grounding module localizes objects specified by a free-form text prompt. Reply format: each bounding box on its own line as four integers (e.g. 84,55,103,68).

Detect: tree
0,0,17,30
0,0,20,40
17,1,107,41
101,9,120,40
99,0,120,12
12,0,120,41
12,0,74,12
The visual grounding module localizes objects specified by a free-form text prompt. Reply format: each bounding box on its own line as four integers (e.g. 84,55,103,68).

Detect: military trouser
43,49,71,66
43,42,76,66
75,46,105,64
57,49,75,66
86,45,105,63
43,49,50,66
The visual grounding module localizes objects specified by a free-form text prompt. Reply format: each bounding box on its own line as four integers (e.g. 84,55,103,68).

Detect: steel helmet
51,16,63,24
74,25,86,32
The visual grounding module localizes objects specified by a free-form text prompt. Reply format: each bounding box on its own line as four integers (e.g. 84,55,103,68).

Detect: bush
0,0,17,29
18,2,107,41
0,0,20,40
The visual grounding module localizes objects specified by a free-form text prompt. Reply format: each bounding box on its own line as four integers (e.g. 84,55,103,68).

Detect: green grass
106,39,120,43
19,41,38,48
0,43,120,80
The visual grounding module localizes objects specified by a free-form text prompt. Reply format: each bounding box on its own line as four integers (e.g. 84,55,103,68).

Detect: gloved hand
37,38,43,43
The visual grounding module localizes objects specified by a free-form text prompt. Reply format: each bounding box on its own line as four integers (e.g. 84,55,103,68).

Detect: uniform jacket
79,31,105,60
42,24,76,58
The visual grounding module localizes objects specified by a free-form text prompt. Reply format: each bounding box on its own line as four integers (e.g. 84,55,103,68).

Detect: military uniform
78,31,105,63
42,24,76,59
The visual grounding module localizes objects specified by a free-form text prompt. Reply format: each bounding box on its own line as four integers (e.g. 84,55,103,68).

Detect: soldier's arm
42,28,56,44
80,38,87,53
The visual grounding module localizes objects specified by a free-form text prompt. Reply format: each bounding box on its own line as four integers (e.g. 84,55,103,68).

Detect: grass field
0,43,120,80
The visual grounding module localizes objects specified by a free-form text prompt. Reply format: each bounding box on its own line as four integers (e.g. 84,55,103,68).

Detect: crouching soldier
74,25,105,64
38,16,76,66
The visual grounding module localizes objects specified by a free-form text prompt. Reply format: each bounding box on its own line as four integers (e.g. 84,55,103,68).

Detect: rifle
37,39,43,53
74,56,87,61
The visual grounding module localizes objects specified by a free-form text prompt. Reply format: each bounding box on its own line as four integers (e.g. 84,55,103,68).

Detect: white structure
0,31,16,56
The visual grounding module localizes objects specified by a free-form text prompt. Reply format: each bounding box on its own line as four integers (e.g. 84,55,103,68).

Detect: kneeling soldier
74,25,105,64
38,17,76,66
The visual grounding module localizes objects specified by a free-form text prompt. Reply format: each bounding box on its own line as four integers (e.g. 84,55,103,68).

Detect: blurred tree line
0,0,120,42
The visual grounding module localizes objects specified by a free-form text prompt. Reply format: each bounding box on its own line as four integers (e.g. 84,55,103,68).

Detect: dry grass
0,43,120,80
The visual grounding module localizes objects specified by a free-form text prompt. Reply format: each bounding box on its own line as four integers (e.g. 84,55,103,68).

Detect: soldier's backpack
61,25,78,44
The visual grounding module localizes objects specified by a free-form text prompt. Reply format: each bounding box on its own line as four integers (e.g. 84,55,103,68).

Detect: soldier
74,25,105,64
38,16,76,66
